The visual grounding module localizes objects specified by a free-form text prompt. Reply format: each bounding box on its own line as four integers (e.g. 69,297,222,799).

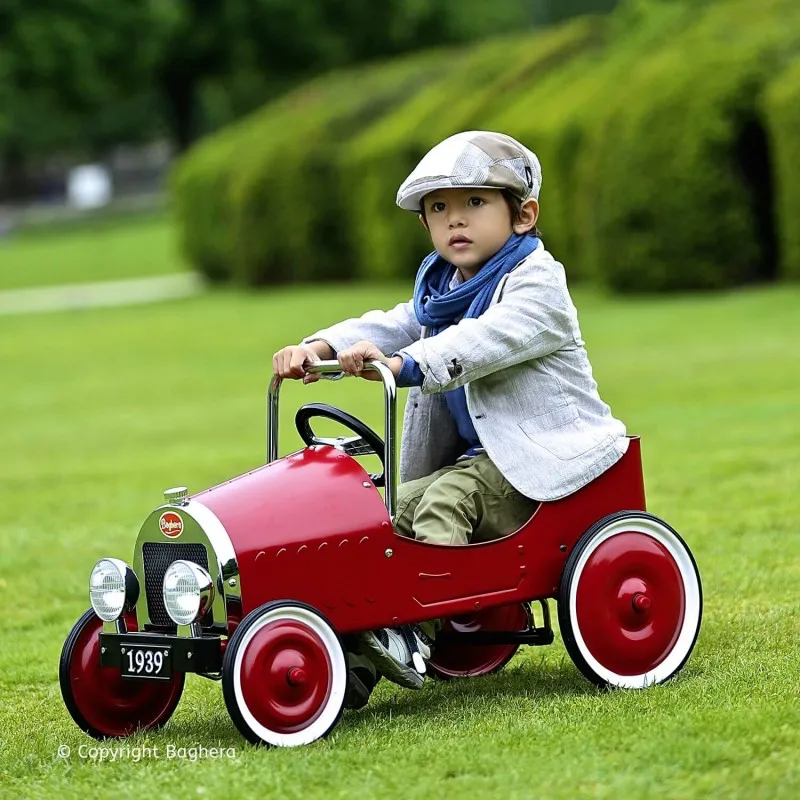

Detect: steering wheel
295,403,386,487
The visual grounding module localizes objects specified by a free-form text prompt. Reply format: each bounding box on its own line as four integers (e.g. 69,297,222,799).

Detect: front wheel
59,609,185,738
222,601,347,747
558,511,702,689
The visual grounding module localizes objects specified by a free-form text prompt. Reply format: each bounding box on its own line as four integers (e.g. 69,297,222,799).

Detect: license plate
120,644,172,680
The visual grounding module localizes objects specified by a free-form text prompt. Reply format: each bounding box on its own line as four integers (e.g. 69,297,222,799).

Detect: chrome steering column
267,360,398,519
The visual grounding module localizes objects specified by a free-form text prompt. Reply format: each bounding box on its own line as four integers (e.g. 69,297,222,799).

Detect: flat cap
397,130,542,212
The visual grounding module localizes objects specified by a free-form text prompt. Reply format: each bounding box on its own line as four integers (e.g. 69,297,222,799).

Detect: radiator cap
163,486,189,505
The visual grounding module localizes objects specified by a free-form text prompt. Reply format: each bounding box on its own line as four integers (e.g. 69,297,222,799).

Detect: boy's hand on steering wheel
338,341,402,381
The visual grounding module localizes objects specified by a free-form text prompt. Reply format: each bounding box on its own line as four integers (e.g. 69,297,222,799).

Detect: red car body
199,438,645,633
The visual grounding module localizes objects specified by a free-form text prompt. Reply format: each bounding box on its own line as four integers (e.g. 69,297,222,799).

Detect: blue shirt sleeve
394,353,424,387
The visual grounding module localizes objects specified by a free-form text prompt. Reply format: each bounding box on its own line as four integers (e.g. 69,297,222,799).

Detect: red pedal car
60,361,702,747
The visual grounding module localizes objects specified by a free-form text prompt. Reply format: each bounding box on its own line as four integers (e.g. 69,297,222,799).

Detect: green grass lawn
0,280,798,799
0,213,186,291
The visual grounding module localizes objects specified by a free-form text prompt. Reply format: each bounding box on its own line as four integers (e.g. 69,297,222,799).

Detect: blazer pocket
518,405,610,461
520,404,578,432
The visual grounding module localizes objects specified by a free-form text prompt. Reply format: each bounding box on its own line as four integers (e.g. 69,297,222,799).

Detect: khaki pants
394,452,537,546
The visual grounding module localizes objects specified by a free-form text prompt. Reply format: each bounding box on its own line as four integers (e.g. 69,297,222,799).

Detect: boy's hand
338,341,402,381
272,343,331,384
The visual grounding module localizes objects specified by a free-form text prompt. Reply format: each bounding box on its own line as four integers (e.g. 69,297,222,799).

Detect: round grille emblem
159,512,183,538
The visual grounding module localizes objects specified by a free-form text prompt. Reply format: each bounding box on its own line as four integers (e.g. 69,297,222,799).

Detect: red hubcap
69,615,183,737
576,532,685,676
239,621,332,734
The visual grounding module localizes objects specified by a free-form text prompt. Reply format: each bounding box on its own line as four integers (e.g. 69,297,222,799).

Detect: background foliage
0,0,552,200
172,0,800,293
763,56,800,282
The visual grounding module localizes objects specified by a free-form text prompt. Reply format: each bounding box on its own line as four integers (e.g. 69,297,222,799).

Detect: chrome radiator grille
142,541,210,627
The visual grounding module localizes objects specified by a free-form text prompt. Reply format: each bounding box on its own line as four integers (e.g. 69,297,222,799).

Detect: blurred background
0,0,612,226
3,0,798,296
2,6,799,792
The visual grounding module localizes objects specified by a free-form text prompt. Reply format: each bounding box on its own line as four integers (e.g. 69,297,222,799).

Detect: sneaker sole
358,632,424,690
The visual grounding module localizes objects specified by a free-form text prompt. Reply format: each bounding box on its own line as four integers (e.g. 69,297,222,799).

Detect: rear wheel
559,511,702,688
59,609,185,738
427,603,529,679
222,601,347,747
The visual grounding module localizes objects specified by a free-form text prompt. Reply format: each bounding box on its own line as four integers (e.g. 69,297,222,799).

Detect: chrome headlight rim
162,560,216,626
89,557,140,622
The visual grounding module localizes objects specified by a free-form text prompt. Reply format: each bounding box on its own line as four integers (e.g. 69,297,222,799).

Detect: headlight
162,560,215,626
89,558,139,621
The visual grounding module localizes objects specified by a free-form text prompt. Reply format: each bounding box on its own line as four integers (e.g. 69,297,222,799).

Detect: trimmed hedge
173,0,800,294
171,128,244,282
173,49,454,285
580,0,800,292
227,51,463,285
339,20,605,281
486,0,701,277
763,56,800,281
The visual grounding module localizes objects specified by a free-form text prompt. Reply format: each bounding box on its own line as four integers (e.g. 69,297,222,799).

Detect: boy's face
420,187,537,276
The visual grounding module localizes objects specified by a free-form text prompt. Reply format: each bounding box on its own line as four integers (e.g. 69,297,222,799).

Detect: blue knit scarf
413,233,539,334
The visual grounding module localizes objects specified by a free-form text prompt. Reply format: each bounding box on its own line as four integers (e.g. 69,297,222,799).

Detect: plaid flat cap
396,131,542,212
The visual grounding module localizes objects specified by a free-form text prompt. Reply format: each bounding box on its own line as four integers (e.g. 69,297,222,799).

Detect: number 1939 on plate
121,644,172,679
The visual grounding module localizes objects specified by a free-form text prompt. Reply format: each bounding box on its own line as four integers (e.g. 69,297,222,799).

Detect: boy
272,131,628,701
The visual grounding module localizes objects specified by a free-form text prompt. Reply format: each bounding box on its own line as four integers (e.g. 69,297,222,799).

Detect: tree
0,0,168,198
154,0,541,152
0,0,618,191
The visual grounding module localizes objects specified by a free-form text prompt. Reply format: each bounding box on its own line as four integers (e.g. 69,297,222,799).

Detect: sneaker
358,626,432,690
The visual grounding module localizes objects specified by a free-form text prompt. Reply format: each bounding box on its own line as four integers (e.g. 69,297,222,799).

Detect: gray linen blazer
304,240,628,501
